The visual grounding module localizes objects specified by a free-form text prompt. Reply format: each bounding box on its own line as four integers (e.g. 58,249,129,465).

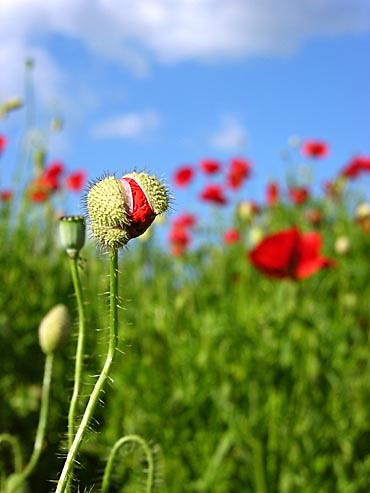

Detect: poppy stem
55,248,119,493
101,435,154,493
8,352,54,493
65,255,86,490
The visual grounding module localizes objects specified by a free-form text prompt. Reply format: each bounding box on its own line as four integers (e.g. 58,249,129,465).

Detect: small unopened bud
34,148,46,172
51,117,63,132
335,236,350,255
355,202,370,234
59,216,86,258
4,97,23,113
355,202,370,220
39,304,70,354
249,227,264,246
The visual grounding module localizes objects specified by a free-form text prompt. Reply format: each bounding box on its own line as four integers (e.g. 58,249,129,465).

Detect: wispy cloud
211,116,248,150
91,110,160,139
0,0,369,100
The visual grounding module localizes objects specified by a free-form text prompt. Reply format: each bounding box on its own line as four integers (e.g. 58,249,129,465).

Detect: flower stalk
56,248,119,493
102,435,154,493
7,352,54,493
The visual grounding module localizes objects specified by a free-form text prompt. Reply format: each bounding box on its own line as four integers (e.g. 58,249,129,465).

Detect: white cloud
0,0,369,99
211,116,248,150
91,110,160,139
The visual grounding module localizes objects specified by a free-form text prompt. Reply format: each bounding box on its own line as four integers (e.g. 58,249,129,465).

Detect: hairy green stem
55,248,119,493
0,433,23,474
102,435,154,493
66,256,86,490
8,352,54,492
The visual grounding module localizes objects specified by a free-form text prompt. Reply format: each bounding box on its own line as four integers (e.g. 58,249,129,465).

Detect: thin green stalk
0,434,23,474
8,352,54,493
66,256,86,489
251,438,267,493
102,435,154,493
56,248,119,493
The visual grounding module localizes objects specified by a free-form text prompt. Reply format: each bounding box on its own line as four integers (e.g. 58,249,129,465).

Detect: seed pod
39,304,70,354
59,216,86,258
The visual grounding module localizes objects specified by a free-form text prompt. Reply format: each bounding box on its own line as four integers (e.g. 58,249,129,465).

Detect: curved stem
102,435,154,493
66,256,86,488
0,434,23,474
56,248,119,493
8,352,54,493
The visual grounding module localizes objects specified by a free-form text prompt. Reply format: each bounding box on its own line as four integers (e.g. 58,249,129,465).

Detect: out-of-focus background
0,0,369,212
1,2,370,493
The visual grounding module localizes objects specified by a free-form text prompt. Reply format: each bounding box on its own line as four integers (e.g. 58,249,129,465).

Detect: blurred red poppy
248,227,334,280
305,208,323,227
199,158,221,175
200,184,228,205
289,187,310,205
0,189,13,201
0,135,7,155
41,161,64,190
66,170,86,192
227,157,252,189
30,189,49,203
173,165,194,187
266,181,279,206
341,156,370,179
301,140,329,158
168,225,190,257
173,213,197,229
223,228,240,244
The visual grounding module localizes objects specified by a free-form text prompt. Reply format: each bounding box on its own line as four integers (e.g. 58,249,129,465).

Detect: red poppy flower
200,184,228,205
0,189,13,201
168,225,190,257
289,187,310,205
248,227,334,280
199,159,221,175
301,140,329,159
0,135,7,155
66,170,86,192
30,189,49,203
172,213,197,230
266,181,279,207
340,156,370,179
41,161,65,190
227,157,252,189
173,165,194,187
223,228,240,244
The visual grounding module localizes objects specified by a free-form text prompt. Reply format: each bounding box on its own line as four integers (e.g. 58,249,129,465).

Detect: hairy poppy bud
39,304,70,354
59,215,86,258
87,172,169,249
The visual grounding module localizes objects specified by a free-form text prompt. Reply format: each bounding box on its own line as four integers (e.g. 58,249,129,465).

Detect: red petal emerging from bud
120,177,156,238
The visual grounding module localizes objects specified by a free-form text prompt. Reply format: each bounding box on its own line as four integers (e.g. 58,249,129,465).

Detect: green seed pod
59,215,86,258
38,305,70,354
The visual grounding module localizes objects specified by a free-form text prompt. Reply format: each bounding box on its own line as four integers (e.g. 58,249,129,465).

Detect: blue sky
0,0,369,217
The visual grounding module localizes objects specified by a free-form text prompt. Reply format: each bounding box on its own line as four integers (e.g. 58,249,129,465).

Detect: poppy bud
335,236,350,255
59,216,86,258
39,304,70,354
87,172,169,249
3,97,23,113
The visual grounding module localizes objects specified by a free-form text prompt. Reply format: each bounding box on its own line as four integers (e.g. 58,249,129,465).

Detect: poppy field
1,102,370,493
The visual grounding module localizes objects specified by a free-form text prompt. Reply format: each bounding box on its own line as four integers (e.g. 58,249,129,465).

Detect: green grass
1,192,370,492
